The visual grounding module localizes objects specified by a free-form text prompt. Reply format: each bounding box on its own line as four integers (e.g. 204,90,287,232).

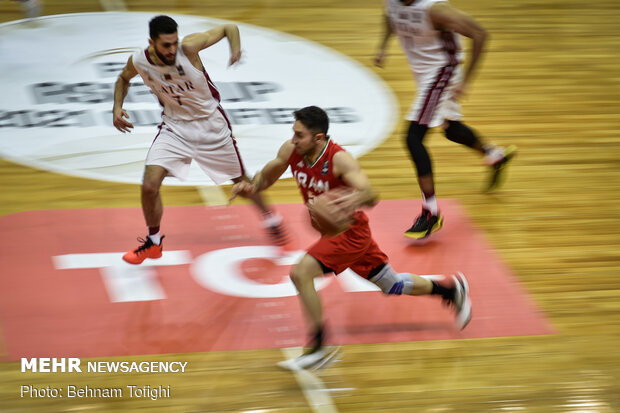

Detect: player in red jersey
231,106,471,370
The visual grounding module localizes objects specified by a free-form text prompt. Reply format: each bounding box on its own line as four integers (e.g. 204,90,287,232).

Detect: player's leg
404,66,458,239
193,113,291,247
404,121,443,239
443,119,486,154
367,263,472,330
289,254,326,348
278,254,338,370
442,119,517,192
123,124,191,265
439,67,517,191
231,175,290,247
141,165,167,237
123,165,168,264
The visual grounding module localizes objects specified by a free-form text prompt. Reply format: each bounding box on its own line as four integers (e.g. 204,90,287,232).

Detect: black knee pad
444,120,479,148
405,122,432,177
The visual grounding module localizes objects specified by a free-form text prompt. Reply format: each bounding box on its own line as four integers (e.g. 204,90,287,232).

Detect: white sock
422,194,438,215
484,145,505,165
148,232,161,245
262,212,282,228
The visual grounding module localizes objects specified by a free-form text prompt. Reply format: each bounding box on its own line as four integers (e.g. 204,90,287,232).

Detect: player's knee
405,121,428,152
289,270,302,289
405,122,432,176
141,180,160,197
289,266,313,289
368,264,414,295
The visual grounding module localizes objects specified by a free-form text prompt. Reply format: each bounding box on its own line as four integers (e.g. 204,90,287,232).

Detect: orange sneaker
122,236,165,265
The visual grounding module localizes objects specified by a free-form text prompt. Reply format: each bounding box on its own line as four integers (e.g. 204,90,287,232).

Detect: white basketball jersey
132,43,222,121
385,0,464,74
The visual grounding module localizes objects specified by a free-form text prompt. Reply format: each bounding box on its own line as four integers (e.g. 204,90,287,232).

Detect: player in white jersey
113,15,288,264
375,0,516,240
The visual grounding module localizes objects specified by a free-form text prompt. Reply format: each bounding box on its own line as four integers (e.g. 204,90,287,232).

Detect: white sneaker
452,272,472,330
483,145,506,166
486,145,517,191
277,347,340,371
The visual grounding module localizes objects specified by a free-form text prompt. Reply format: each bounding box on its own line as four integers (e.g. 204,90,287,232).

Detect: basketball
308,187,356,236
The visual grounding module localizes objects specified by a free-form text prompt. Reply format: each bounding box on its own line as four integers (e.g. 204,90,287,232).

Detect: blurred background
1,0,619,412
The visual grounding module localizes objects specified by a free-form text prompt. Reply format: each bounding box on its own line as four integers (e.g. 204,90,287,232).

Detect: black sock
309,325,324,353
431,281,454,300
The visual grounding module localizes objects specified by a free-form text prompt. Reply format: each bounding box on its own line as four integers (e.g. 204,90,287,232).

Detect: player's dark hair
149,15,178,40
293,106,329,135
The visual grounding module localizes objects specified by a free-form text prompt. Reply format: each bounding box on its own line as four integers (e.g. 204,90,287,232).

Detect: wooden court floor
1,0,619,412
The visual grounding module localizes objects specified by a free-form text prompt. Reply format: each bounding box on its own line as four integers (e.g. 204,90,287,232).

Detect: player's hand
373,50,387,68
229,181,256,201
113,108,134,133
327,187,361,212
229,50,242,66
452,82,469,100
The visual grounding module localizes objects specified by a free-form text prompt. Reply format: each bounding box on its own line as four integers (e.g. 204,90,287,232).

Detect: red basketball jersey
288,139,348,203
288,139,387,275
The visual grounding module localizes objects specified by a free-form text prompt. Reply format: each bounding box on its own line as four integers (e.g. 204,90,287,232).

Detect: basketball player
374,0,517,240
113,15,287,264
231,106,472,370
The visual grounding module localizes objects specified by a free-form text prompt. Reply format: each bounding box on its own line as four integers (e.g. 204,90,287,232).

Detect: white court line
99,0,127,11
281,347,340,413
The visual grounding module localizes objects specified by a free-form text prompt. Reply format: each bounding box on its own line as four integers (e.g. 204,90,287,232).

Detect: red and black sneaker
404,208,443,239
122,236,165,265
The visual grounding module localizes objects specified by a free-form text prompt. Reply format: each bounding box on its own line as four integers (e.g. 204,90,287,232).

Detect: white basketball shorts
406,64,463,128
145,109,245,184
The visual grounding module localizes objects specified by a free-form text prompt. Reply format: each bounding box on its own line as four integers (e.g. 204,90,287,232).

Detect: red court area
0,200,552,360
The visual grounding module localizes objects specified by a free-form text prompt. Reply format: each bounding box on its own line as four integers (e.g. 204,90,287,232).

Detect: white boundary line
281,347,340,413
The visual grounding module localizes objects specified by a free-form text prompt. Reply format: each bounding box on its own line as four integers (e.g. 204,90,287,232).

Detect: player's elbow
474,26,488,43
363,188,379,208
223,24,239,36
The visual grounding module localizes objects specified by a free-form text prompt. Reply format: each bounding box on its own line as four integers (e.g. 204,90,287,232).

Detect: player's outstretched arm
332,151,378,210
374,13,394,67
230,140,293,201
112,56,138,133
183,24,242,66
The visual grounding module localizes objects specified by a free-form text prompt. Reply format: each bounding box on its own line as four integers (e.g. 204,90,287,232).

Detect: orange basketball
308,187,356,236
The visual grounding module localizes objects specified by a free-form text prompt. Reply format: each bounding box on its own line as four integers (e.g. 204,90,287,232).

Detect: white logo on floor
0,12,397,185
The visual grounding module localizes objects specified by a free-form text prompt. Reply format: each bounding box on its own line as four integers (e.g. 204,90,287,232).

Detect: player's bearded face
292,121,319,156
152,33,178,65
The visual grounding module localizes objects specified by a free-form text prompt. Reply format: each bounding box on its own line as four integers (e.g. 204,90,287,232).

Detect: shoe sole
122,250,163,265
403,215,444,240
277,346,341,371
308,346,341,371
487,145,517,192
454,271,472,330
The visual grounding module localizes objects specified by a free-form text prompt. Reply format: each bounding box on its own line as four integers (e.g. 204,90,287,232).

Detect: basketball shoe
404,208,443,239
263,213,292,248
443,272,472,330
277,346,341,371
486,145,517,192
122,236,165,265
